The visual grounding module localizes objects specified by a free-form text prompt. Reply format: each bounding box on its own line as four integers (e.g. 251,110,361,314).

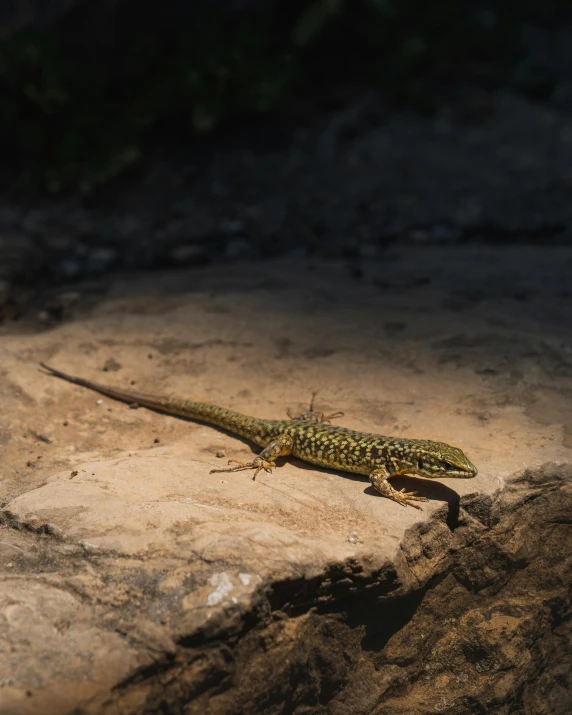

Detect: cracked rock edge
0,462,570,715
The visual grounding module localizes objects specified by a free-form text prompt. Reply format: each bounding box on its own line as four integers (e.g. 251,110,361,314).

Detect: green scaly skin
40,363,478,509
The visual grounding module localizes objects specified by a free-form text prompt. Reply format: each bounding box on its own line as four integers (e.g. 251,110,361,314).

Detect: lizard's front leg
210,434,293,480
369,466,429,510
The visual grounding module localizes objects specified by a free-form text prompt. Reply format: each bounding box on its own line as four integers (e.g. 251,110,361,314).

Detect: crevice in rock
0,508,64,539
353,570,450,656
267,561,402,616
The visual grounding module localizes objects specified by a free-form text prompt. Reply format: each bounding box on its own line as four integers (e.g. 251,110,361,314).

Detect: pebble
96,399,103,405
347,531,360,544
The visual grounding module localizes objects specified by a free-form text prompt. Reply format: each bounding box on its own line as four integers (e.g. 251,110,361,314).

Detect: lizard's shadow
365,474,460,504
289,457,461,506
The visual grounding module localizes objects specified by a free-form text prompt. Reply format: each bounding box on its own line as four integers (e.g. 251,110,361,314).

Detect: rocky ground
1,31,572,706
1,87,572,322
0,241,571,713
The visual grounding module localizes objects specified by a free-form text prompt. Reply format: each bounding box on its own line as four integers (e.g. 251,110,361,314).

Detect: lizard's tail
39,362,270,444
40,362,171,411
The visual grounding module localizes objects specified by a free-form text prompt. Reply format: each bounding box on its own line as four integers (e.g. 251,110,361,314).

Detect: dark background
0,0,571,324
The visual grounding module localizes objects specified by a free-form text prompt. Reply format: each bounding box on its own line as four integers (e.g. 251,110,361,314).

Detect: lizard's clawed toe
209,459,249,475
392,489,429,509
210,458,276,479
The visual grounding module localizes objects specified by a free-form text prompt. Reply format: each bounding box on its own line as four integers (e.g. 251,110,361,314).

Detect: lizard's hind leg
287,392,344,423
210,434,293,480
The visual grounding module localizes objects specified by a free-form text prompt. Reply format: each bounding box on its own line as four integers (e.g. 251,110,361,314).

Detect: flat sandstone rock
1,247,571,714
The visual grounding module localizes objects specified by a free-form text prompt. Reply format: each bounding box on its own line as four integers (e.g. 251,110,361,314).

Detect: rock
0,248,570,713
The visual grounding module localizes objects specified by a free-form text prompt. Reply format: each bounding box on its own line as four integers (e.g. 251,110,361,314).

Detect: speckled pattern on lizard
40,363,478,509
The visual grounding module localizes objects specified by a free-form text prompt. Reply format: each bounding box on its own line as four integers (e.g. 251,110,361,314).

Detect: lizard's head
397,440,478,479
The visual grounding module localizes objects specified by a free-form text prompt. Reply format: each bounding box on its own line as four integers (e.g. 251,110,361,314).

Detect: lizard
39,363,478,509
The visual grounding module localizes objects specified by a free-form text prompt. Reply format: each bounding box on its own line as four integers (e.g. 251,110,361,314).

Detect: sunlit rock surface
1,248,571,713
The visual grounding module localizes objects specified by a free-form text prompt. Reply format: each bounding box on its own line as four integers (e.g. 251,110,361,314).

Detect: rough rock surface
1,246,571,714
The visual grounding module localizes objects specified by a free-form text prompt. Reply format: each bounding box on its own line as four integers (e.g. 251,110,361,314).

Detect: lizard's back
267,420,395,475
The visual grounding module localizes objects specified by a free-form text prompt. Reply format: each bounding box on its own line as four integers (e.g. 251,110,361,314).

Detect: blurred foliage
0,0,558,193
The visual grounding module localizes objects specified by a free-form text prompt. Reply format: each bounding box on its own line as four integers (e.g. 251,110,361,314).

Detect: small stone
96,399,103,405
154,438,160,444
63,421,68,426
45,523,62,538
216,450,226,458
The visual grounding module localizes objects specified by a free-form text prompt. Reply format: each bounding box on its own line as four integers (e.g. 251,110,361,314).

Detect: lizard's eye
417,458,424,470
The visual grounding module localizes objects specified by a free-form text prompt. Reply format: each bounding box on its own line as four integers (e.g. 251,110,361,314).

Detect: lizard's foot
210,458,276,480
369,468,429,510
210,435,293,481
287,392,344,423
287,408,344,423
391,488,429,510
